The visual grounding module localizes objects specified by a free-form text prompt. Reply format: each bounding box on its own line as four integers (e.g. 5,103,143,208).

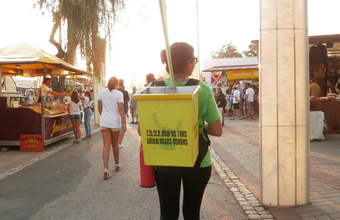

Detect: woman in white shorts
98,77,127,179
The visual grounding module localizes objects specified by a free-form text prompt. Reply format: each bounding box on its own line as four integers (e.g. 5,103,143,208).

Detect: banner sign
227,69,259,79
45,115,73,140
20,135,44,152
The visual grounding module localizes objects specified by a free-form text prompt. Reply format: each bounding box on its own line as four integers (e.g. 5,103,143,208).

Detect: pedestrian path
1,114,340,219
210,117,340,220
0,122,100,180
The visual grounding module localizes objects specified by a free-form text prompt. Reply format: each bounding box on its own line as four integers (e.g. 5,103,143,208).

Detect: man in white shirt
245,83,256,120
230,86,244,120
40,77,65,97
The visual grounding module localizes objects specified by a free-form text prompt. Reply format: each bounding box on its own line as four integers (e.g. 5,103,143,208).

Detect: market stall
202,61,259,115
0,41,91,148
251,34,340,132
308,35,340,134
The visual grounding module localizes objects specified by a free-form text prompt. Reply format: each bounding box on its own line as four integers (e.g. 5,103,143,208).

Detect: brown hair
118,79,125,89
146,73,156,84
84,90,92,101
43,77,51,84
108,77,118,91
217,87,222,94
160,42,195,73
71,90,80,103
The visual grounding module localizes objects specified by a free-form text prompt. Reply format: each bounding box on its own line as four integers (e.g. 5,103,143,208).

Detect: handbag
140,145,155,187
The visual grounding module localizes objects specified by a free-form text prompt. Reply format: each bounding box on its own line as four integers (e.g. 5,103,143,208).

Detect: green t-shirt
162,78,221,168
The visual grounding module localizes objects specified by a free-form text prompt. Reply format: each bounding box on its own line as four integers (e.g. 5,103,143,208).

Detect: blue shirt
130,93,137,107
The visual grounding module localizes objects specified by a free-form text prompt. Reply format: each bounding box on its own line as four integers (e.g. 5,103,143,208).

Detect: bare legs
71,119,81,140
101,129,120,171
118,132,124,146
247,108,256,120
232,109,244,120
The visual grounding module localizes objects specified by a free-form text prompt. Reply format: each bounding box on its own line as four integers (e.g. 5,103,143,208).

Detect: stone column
260,0,310,206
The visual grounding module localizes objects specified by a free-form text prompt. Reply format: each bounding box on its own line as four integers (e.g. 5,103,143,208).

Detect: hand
123,124,127,133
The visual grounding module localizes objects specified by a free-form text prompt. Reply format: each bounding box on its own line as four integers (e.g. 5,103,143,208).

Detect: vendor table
310,100,340,134
0,96,73,146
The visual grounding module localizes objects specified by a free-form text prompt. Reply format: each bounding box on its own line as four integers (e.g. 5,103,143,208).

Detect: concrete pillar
260,0,310,207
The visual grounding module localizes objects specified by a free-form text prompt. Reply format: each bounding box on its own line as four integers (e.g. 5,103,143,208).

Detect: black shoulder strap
185,78,200,86
150,80,166,86
151,78,200,87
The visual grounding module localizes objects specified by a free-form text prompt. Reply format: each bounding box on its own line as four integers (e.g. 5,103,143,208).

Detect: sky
1,0,340,87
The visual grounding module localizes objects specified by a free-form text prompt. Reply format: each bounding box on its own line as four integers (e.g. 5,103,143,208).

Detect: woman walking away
84,90,93,138
139,42,222,220
98,77,127,179
67,90,83,143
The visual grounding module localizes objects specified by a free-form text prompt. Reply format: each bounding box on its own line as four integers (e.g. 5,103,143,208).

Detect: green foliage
242,44,258,57
210,41,243,59
34,0,126,76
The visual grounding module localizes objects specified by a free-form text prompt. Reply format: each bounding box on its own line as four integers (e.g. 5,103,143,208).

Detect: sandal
115,164,121,171
103,169,111,179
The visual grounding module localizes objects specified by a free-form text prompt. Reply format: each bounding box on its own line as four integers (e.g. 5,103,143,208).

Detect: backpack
150,78,211,175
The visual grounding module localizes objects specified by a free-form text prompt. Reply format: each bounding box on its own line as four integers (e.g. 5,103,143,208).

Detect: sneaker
130,121,135,124
73,139,77,143
119,144,124,149
133,121,139,124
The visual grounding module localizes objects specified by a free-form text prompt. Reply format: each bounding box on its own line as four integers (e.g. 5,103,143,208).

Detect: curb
0,128,100,181
210,148,275,220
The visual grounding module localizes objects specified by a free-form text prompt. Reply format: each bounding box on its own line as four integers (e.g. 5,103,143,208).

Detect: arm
118,102,127,133
98,100,103,115
235,93,240,102
204,119,222,137
245,94,249,102
67,103,70,114
47,90,65,96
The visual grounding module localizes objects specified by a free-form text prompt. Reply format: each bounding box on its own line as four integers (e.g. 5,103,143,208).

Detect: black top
216,93,225,108
118,88,129,103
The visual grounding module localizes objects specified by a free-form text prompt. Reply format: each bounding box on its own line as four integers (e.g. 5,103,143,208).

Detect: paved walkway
209,116,340,220
1,115,340,220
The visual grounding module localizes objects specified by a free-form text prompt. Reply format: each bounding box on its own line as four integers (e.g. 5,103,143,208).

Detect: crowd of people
212,83,258,124
309,78,339,101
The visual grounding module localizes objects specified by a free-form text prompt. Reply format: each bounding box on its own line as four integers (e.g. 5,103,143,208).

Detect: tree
34,0,126,79
210,41,243,58
242,44,258,57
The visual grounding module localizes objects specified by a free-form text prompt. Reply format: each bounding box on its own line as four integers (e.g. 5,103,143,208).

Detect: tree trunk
92,37,106,125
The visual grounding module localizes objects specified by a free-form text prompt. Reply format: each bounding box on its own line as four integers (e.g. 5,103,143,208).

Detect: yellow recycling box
134,85,201,167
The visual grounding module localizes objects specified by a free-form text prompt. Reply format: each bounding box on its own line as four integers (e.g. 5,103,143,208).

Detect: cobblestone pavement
210,116,340,220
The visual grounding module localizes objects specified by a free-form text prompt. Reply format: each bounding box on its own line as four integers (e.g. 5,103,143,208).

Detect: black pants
155,166,211,220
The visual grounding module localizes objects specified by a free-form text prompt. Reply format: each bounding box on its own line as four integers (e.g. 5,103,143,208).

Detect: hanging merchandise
327,56,340,78
23,69,30,78
29,69,36,78
310,63,326,79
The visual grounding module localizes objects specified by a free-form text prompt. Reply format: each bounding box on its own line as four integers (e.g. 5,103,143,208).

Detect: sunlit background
0,0,339,88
